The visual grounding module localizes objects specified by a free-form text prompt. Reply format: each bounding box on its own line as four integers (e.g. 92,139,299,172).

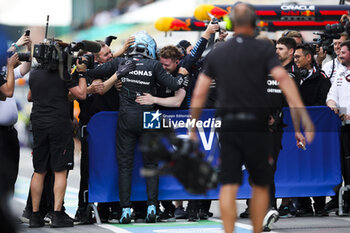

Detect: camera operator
189,3,314,233
27,48,88,228
85,31,188,224
293,44,331,217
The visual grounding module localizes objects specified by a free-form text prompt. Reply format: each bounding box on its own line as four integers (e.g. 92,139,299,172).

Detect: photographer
0,32,31,227
27,49,87,228
85,31,188,224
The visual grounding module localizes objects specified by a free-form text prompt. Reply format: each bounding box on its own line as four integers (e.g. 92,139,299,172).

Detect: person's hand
115,79,122,91
327,100,339,114
135,93,154,105
329,105,339,115
316,46,326,65
295,131,306,149
90,81,105,95
218,30,228,41
122,36,135,53
178,67,188,76
339,113,350,121
16,33,31,47
206,22,220,34
340,14,350,23
7,53,19,68
116,60,136,77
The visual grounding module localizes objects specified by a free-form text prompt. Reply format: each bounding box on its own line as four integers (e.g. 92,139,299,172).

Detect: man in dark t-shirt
189,3,314,233
28,65,87,228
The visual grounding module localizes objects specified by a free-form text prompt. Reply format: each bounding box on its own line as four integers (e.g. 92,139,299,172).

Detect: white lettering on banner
281,5,315,11
162,118,221,129
198,126,216,151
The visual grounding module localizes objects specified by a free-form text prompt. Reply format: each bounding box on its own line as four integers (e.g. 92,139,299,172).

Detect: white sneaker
262,209,279,231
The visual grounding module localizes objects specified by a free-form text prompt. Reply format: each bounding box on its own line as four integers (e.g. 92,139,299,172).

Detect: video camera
313,17,350,53
139,130,218,195
33,40,99,69
32,16,101,81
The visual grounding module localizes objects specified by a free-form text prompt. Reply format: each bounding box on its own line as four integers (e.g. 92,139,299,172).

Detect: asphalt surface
11,145,350,233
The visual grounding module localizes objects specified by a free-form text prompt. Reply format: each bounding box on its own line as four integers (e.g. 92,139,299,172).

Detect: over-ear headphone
176,44,186,56
299,68,309,80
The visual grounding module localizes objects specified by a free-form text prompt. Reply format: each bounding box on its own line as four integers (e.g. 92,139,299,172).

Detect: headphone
299,68,309,80
176,44,187,56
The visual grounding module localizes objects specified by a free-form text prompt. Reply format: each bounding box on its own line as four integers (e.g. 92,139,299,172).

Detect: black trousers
0,126,20,194
269,130,283,209
116,107,158,208
78,128,89,209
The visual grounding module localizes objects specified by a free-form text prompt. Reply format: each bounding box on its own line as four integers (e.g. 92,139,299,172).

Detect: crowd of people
1,2,350,233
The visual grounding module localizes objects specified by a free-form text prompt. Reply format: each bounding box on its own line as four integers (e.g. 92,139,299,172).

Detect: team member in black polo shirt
189,3,314,233
27,59,87,228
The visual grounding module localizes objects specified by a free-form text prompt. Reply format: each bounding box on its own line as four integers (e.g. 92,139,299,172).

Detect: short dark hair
277,37,296,52
341,40,350,52
296,44,315,56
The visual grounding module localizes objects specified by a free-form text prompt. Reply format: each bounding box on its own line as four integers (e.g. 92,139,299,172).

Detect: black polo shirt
29,68,78,129
0,75,5,87
203,35,280,115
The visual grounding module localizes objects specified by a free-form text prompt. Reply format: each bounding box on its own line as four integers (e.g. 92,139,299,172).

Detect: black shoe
295,207,314,217
239,208,249,218
50,211,74,228
109,211,121,223
315,209,329,217
44,212,53,223
29,212,44,228
262,209,279,232
22,208,31,221
98,204,110,223
75,207,94,224
174,206,188,219
187,208,199,222
157,209,176,222
324,199,338,213
198,209,209,220
278,204,293,218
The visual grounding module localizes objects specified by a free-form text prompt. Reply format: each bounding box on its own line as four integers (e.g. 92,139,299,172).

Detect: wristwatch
11,43,20,51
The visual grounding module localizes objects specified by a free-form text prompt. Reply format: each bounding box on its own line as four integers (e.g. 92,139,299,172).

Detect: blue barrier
88,107,342,202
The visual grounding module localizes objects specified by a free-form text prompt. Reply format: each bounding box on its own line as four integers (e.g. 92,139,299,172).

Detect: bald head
231,3,256,29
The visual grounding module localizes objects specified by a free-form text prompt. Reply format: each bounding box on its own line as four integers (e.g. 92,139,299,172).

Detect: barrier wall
88,107,342,202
